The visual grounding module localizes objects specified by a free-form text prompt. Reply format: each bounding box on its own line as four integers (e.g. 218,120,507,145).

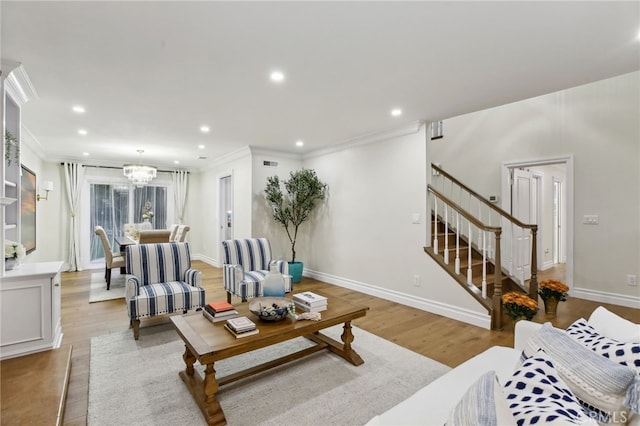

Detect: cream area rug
88,323,451,426
88,271,125,303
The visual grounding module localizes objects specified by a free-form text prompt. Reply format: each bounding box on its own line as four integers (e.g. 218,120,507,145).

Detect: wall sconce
37,181,54,201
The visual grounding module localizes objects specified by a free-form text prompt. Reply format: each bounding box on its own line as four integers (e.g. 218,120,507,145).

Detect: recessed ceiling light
198,144,205,149
200,125,210,133
82,152,90,156
78,129,88,135
270,70,285,83
174,160,180,164
72,105,85,113
391,108,402,117
296,140,304,147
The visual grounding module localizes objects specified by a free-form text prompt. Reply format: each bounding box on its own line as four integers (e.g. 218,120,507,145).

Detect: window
90,183,167,262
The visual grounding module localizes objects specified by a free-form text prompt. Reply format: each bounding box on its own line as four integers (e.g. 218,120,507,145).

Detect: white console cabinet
1,261,64,360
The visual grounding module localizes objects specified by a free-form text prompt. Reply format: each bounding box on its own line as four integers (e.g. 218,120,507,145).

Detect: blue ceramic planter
288,261,303,283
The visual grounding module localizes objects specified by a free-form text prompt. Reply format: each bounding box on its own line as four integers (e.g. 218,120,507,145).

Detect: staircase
426,164,538,329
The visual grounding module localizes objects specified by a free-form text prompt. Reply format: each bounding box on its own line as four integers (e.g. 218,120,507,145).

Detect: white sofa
367,307,640,426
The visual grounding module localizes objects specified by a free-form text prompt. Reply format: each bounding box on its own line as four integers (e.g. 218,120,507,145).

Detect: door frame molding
501,155,574,288
217,170,234,267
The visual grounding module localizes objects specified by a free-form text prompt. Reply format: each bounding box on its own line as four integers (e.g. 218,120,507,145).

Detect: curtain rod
59,163,189,174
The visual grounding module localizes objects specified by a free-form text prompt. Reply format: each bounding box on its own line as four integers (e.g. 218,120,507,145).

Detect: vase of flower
502,292,539,325
538,279,569,317
5,257,17,271
4,240,25,271
544,297,559,317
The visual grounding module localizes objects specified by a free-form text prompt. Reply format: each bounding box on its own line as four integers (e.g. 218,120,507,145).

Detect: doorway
501,156,573,288
218,173,233,248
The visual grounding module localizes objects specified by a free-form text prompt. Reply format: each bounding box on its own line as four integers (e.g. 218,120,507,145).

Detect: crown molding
2,62,38,106
21,126,47,160
249,146,303,161
303,120,424,160
196,145,252,173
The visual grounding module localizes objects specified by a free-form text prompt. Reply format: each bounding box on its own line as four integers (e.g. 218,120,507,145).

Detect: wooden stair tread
1,344,73,425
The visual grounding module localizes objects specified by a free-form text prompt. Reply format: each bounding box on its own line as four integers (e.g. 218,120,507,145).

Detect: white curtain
172,170,188,224
64,162,85,271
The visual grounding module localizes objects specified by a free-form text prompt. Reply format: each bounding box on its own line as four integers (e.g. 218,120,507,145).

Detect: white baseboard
540,261,554,271
571,287,640,309
192,254,218,267
304,268,492,330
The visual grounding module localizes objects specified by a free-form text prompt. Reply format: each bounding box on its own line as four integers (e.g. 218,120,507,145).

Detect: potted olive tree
264,168,327,283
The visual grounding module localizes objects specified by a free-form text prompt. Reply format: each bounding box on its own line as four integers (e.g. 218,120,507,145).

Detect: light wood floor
2,262,639,425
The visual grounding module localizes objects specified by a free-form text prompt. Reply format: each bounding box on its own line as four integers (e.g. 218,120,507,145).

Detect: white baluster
482,230,487,298
433,196,438,254
455,212,460,275
467,220,473,284
444,205,449,264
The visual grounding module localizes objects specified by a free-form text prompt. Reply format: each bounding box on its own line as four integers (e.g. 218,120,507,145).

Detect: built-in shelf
4,223,17,230
4,180,17,188
0,197,17,206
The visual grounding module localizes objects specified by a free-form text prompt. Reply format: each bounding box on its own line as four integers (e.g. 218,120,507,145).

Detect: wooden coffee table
170,295,369,425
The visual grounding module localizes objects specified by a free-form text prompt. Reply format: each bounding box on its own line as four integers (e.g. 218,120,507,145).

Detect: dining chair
168,224,179,241
94,225,126,290
173,225,190,242
138,229,171,244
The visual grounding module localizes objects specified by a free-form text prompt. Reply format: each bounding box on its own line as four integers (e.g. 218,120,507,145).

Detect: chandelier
123,150,157,187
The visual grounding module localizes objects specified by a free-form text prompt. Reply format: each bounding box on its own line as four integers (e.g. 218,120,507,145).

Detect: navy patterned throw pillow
504,349,597,426
566,318,640,374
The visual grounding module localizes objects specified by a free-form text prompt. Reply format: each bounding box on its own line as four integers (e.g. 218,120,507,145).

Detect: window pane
90,184,129,262
134,186,167,229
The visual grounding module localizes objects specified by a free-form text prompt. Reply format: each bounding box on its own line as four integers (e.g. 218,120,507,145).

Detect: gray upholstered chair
94,225,126,290
221,238,292,302
125,242,205,339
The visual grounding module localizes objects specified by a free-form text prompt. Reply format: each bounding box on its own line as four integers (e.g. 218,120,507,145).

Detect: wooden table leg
306,321,364,366
183,345,196,376
178,350,227,425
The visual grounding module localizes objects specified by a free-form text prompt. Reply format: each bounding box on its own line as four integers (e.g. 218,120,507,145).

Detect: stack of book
224,316,259,338
202,300,239,323
293,291,328,313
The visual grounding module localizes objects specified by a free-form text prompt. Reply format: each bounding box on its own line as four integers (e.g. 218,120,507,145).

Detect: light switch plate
583,215,599,225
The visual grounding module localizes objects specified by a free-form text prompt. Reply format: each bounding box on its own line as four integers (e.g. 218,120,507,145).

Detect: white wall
251,150,303,262
431,71,640,303
17,136,49,263
302,124,488,325
190,148,253,265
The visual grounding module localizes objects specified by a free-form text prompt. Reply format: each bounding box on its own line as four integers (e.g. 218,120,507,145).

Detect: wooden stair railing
427,164,538,330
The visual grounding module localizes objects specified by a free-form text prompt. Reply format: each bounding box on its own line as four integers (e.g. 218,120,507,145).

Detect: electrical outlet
414,275,421,287
627,275,637,286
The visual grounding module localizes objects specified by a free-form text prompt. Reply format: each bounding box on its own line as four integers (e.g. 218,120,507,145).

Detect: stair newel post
467,220,473,284
433,194,439,255
455,211,460,275
444,205,449,265
529,225,538,300
492,228,503,330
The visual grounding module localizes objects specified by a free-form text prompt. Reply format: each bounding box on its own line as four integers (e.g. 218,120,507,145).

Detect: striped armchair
222,238,292,303
125,242,205,340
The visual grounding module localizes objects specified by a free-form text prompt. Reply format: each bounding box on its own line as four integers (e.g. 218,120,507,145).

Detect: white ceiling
2,1,639,171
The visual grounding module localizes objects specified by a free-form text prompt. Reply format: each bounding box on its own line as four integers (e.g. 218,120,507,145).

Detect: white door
511,168,534,283
219,175,233,243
